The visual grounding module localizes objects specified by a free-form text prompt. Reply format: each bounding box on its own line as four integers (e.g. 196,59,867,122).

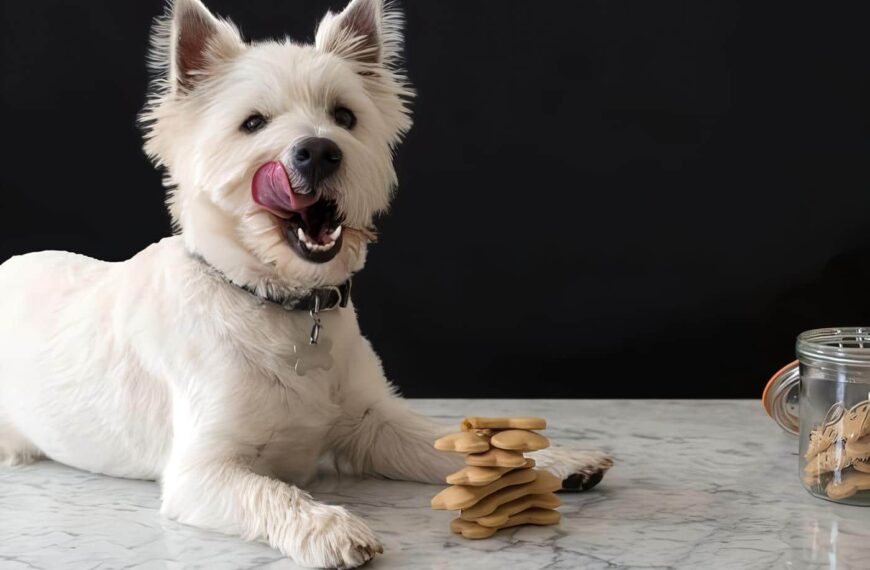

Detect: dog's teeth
295,226,339,253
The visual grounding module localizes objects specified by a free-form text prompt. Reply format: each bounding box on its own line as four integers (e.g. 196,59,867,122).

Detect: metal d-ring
309,294,322,345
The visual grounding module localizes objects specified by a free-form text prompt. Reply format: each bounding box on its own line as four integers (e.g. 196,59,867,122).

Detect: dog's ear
315,0,404,68
153,0,244,94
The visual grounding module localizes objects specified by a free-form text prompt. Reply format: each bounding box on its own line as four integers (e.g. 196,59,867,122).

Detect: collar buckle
308,284,349,345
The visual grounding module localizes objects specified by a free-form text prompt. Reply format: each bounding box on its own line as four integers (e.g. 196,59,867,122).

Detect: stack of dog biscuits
803,400,870,500
431,416,562,539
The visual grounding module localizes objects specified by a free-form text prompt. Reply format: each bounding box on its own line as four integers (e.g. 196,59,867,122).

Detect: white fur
0,1,610,568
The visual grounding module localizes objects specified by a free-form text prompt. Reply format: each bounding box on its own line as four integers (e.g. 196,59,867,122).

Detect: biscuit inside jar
803,400,870,500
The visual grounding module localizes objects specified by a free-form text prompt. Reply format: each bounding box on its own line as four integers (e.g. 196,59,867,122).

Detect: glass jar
765,327,870,506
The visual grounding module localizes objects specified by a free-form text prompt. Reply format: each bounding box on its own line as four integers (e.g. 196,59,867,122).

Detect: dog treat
490,429,550,452
446,461,535,486
841,401,870,440
461,417,547,431
803,442,855,477
803,470,832,488
449,517,497,540
451,508,562,539
845,435,870,457
431,467,538,510
475,493,561,527
804,422,843,461
804,401,870,461
447,465,514,486
432,416,566,540
492,506,561,529
434,431,491,453
803,472,818,486
825,469,870,500
853,458,870,474
460,469,562,520
803,400,870,481
465,447,528,467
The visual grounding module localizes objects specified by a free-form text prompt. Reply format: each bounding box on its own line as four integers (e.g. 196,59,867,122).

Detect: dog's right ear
150,0,244,94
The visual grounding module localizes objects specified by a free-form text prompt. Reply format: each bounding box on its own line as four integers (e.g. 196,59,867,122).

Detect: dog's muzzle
251,160,345,264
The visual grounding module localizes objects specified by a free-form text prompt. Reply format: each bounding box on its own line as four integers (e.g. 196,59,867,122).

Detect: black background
2,1,868,398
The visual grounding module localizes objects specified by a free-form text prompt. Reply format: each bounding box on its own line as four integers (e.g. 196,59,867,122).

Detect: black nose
291,137,342,191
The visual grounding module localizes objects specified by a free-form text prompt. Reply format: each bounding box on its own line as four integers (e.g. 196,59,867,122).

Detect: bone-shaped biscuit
475,493,561,527
803,470,833,488
460,469,561,519
451,508,561,539
461,417,547,431
825,469,870,500
434,431,491,453
449,518,497,539
490,429,550,452
465,447,528,467
804,422,843,461
841,401,870,440
805,401,870,461
431,468,538,510
845,435,870,457
803,440,858,477
446,460,535,486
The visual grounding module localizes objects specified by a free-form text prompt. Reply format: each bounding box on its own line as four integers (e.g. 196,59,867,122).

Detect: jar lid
762,359,800,435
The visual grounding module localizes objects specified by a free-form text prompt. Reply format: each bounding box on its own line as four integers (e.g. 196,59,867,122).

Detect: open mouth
283,200,344,263
251,161,344,263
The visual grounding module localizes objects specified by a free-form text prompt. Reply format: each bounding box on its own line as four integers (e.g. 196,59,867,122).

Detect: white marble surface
1,400,868,570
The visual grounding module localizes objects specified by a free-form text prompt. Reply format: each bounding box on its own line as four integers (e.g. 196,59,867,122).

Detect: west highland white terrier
0,0,612,567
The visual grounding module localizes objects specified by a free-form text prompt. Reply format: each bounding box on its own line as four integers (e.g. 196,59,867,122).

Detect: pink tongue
251,161,318,218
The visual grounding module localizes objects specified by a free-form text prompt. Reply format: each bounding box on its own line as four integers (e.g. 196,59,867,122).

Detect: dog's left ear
315,0,402,68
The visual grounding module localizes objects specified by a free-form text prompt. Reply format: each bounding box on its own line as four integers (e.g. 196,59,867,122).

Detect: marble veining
1,400,868,569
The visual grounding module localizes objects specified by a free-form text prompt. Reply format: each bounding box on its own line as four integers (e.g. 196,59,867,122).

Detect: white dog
0,0,611,567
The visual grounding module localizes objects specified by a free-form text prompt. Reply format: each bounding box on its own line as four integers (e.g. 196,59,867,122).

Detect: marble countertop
2,399,868,570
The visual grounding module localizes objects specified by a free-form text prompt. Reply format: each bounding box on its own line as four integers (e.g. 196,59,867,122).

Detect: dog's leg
331,391,466,484
330,340,465,484
333,340,613,490
161,457,382,569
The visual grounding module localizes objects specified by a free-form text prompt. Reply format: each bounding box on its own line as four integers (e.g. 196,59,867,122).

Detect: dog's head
141,0,412,288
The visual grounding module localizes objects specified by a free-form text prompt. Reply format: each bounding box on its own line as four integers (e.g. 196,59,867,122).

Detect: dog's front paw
535,447,613,492
287,505,383,569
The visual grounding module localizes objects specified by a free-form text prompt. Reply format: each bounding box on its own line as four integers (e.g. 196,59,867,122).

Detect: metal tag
293,337,334,375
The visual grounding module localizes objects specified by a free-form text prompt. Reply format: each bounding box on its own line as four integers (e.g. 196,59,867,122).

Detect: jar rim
797,327,870,366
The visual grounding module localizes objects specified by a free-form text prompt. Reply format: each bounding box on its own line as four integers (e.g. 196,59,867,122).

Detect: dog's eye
241,114,268,133
333,107,356,130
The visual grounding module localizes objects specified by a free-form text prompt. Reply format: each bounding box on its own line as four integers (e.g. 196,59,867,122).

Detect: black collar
191,253,352,312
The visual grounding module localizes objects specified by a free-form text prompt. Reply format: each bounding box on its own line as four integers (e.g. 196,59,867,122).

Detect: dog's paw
0,432,43,468
288,505,383,569
534,446,613,492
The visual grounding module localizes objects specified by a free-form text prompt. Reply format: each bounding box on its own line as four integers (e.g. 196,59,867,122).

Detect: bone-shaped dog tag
292,337,333,375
